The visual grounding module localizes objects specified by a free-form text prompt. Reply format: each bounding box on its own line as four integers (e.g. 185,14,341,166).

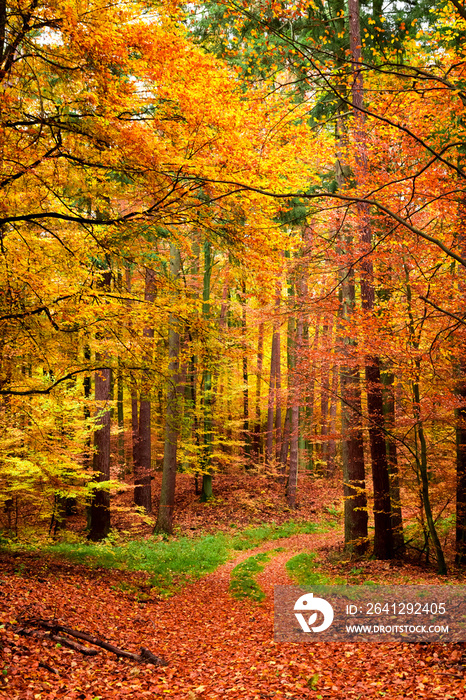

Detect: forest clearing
2,0,466,696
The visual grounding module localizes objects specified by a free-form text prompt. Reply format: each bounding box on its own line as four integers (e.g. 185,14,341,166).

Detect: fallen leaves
1,476,466,699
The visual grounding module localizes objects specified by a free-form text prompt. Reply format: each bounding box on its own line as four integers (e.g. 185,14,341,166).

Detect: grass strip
231,521,319,550
286,552,343,586
47,534,231,596
229,548,283,602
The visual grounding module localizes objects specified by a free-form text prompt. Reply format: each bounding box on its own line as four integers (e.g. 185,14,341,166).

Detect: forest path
1,524,465,699
144,526,463,700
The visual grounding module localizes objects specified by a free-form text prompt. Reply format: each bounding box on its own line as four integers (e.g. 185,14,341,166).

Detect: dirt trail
2,525,465,699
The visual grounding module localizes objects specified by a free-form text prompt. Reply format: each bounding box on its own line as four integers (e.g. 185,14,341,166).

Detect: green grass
229,549,283,602
47,534,231,596
21,518,332,597
231,521,319,550
286,552,343,586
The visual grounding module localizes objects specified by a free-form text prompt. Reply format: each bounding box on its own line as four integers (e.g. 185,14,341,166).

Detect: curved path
2,526,464,699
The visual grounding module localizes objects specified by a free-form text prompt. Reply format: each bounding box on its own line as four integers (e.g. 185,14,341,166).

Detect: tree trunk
117,360,125,477
287,278,303,508
381,368,405,554
134,268,156,513
340,267,368,554
88,364,111,541
349,0,393,559
404,264,446,574
320,318,331,473
253,321,264,459
456,360,466,564
88,269,112,541
156,245,182,533
241,282,250,461
266,288,281,464
327,363,338,476
201,239,214,501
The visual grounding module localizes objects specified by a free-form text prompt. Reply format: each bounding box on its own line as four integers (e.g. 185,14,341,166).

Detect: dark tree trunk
134,268,156,513
88,362,112,541
349,0,393,559
88,268,112,541
201,240,214,501
340,268,368,554
117,360,125,477
253,322,264,459
381,368,405,554
156,245,182,533
241,282,250,461
456,360,466,564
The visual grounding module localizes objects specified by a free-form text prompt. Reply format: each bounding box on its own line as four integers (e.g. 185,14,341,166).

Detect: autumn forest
2,0,466,697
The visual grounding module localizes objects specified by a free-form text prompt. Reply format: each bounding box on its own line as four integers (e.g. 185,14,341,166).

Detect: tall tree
134,268,156,513
348,0,393,559
156,245,182,533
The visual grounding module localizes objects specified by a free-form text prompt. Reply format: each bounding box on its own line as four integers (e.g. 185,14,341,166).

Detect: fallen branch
11,625,98,656
15,619,167,666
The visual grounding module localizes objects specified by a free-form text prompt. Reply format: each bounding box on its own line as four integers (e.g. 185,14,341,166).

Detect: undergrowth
286,552,343,586
229,549,283,602
231,521,319,550
1,519,331,596
46,535,230,596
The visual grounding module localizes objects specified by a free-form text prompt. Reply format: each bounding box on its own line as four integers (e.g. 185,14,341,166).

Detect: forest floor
1,472,466,699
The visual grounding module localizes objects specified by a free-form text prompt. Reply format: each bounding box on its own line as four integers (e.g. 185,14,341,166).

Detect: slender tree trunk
320,318,331,472
241,282,250,461
156,245,182,533
89,270,112,541
131,388,139,475
327,363,338,476
274,320,282,462
89,363,112,541
201,240,214,501
134,268,155,513
253,321,264,459
404,264,446,573
305,320,320,470
117,360,125,477
266,289,281,464
340,272,368,554
287,278,303,508
381,368,405,554
456,359,466,564
83,343,92,468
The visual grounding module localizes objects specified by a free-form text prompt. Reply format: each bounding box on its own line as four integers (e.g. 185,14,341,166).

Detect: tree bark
201,239,214,501
241,281,250,461
349,0,393,559
89,270,112,541
381,368,405,554
340,274,368,554
287,278,303,508
134,268,156,513
253,321,264,459
266,288,281,464
456,360,466,564
156,245,182,533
